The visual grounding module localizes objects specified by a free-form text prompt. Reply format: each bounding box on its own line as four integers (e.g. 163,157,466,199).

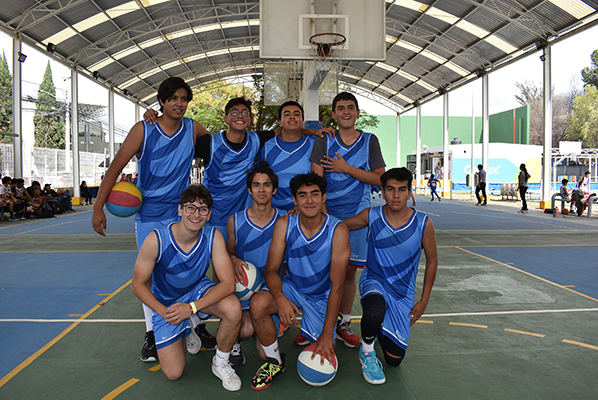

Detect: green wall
368,105,529,168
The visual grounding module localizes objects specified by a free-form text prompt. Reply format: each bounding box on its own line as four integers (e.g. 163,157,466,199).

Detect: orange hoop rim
309,32,346,47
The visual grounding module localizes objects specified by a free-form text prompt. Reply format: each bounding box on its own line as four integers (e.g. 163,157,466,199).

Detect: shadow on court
1,200,597,399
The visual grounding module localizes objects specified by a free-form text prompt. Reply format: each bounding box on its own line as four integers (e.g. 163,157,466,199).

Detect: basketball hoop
309,33,346,59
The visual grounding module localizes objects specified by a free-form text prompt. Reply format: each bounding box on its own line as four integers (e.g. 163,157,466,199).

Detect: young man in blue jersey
258,101,315,212
93,77,216,362
427,173,441,201
343,167,438,385
310,92,386,349
132,186,243,390
249,173,350,391
226,164,286,366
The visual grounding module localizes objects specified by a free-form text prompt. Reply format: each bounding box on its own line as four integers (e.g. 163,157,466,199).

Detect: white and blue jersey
204,131,261,240
285,213,342,299
233,207,286,275
360,206,428,349
258,135,315,211
151,223,217,349
136,118,195,224
321,132,374,219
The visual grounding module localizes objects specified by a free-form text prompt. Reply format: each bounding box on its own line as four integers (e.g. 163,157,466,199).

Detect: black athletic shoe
195,324,217,350
141,330,158,362
230,340,245,366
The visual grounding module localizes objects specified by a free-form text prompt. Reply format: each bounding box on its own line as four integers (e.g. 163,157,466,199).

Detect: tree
33,61,66,149
514,79,582,146
566,85,598,148
185,79,257,133
581,49,598,88
0,51,13,144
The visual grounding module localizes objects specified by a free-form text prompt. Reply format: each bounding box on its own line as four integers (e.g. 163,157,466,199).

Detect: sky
1,23,598,147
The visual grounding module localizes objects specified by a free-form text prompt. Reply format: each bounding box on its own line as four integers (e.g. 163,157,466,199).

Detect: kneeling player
226,165,286,366
132,186,243,391
343,167,438,384
249,173,350,390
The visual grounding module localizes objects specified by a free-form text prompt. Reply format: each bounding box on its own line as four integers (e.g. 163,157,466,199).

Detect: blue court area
1,200,597,398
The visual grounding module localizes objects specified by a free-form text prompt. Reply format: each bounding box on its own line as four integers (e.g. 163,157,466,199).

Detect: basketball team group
91,77,438,391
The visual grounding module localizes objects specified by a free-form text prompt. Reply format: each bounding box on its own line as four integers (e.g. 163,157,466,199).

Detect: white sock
142,304,153,332
362,340,375,353
341,313,351,324
213,348,230,366
262,340,282,364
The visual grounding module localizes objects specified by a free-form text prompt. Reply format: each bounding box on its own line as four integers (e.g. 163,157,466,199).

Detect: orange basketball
562,208,569,215
56,189,64,196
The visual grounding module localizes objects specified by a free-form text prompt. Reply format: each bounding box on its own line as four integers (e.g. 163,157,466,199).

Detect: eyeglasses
228,109,250,117
182,204,210,216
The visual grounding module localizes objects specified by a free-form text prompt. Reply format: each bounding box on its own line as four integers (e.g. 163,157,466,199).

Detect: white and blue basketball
297,342,338,386
235,262,263,301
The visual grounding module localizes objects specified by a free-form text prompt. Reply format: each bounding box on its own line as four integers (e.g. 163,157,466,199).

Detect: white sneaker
212,357,241,391
185,324,202,355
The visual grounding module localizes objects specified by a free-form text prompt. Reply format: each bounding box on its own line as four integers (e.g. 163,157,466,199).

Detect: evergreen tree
0,51,13,144
33,61,65,149
581,49,598,88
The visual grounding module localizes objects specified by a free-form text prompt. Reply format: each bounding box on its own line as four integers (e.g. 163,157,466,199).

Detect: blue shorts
273,278,334,343
135,216,180,251
360,272,413,349
152,277,216,350
349,227,367,267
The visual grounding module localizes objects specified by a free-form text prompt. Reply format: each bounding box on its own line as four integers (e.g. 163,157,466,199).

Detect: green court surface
1,200,597,399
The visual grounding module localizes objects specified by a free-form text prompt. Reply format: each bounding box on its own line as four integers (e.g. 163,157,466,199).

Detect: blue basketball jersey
285,213,342,298
258,135,315,211
136,118,195,222
366,206,428,299
233,207,286,275
204,131,261,227
151,223,215,306
323,132,373,218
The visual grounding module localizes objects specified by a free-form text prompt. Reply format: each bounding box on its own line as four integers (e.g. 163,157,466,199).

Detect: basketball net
309,32,345,72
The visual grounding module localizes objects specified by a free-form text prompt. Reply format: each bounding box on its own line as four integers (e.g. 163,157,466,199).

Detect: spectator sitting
81,181,93,205
2,176,19,221
44,183,75,213
27,181,47,206
560,179,572,213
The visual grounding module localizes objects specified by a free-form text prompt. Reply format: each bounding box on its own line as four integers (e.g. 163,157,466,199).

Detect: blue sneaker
359,346,386,385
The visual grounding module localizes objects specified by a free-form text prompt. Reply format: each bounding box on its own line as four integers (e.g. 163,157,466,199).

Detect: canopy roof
1,0,597,111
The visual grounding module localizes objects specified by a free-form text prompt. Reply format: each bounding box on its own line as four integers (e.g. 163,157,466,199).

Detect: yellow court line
415,320,434,324
101,378,139,400
14,220,80,235
439,243,597,248
0,250,136,253
149,365,162,372
0,279,132,388
98,293,111,296
449,322,488,328
563,285,575,288
504,328,545,338
68,314,83,317
562,339,598,351
456,246,598,303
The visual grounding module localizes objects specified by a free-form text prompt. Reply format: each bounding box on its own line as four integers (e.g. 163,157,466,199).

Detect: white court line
2,308,598,323
422,308,598,318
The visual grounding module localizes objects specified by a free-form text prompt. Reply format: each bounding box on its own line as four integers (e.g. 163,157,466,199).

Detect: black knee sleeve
379,335,406,366
361,294,386,344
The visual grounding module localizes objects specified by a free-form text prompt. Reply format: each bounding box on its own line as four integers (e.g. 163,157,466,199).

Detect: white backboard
260,0,386,61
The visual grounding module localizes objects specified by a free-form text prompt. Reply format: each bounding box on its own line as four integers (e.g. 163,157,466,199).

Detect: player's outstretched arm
267,217,302,327
131,232,167,318
314,223,350,363
409,219,438,326
342,208,369,231
92,122,144,236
